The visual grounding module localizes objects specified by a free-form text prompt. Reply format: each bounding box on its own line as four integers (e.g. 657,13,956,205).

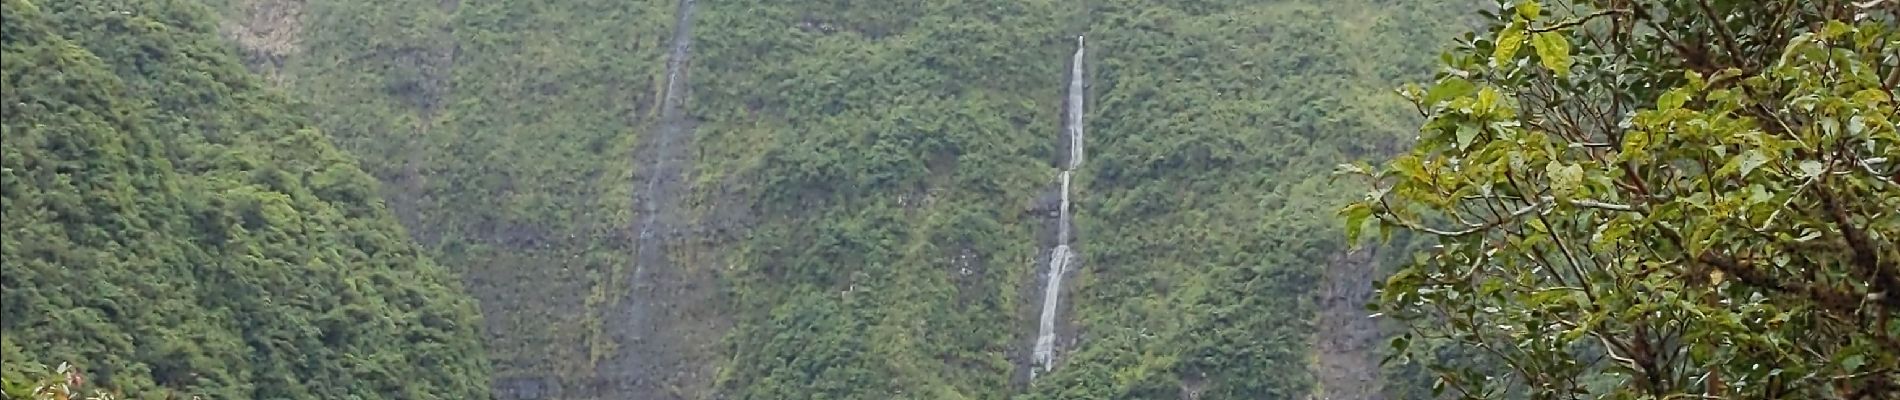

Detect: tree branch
1530,9,1633,33
1569,199,1637,212
1694,251,1863,314
1886,63,1900,104
1814,177,1881,286
1379,201,1544,237
1695,0,1749,69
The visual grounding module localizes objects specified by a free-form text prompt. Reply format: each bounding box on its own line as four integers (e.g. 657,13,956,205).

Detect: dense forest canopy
0,0,488,398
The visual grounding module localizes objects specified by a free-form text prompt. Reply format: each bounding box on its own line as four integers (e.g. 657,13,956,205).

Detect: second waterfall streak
1034,35,1086,378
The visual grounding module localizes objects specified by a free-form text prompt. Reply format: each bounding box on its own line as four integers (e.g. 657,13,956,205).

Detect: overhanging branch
1381,201,1545,237
1530,9,1633,33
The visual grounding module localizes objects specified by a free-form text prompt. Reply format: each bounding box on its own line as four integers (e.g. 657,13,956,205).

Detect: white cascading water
1033,35,1085,378
1066,36,1085,168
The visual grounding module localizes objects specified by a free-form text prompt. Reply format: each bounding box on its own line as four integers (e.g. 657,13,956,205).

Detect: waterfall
630,0,695,331
1035,244,1071,369
1034,172,1073,371
1057,170,1072,245
608,0,696,396
1033,35,1085,379
1066,36,1085,169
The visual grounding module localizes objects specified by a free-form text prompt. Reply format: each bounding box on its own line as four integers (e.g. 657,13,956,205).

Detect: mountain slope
205,0,698,396
203,0,1466,398
219,0,1071,397
0,0,488,397
689,1,1073,397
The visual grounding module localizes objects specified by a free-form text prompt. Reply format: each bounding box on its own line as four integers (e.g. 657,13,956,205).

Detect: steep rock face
0,0,489,397
1020,1,1462,398
1314,249,1385,400
689,1,1071,397
213,0,304,84
228,0,1079,397
205,0,703,396
599,0,713,398
200,0,1464,398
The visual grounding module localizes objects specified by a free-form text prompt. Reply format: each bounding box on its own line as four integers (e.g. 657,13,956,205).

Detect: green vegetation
8,0,1497,397
215,0,1467,397
689,1,1069,398
0,0,488,398
4,357,122,400
206,0,685,393
233,0,1074,395
1022,1,1464,398
15,0,1898,396
1348,0,1898,397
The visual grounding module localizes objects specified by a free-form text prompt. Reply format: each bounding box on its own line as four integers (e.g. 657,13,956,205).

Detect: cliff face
1315,249,1386,400
206,0,694,396
202,0,1465,398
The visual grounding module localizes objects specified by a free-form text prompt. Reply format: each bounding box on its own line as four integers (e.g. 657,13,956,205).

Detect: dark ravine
599,0,702,397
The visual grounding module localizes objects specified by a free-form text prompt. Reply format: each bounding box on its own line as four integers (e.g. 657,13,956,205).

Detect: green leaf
1842,354,1866,372
1531,31,1572,76
1658,88,1692,110
1342,202,1374,243
1747,184,1773,204
1851,88,1892,106
1477,86,1502,113
1392,155,1427,180
1778,32,1814,67
1424,77,1477,106
1493,24,1526,69
1685,69,1707,91
1739,150,1769,177
1820,20,1854,39
1455,124,1480,150
1515,0,1541,19
1798,160,1825,178
1547,161,1582,195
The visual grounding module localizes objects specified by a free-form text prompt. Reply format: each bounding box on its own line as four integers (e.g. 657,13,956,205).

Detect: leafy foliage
3,356,127,400
1347,0,1899,397
0,0,488,397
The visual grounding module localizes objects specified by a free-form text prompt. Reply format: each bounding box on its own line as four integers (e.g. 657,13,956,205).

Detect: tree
3,362,122,400
1342,0,1898,398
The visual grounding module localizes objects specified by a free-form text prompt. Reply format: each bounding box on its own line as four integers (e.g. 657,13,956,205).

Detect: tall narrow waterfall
1033,35,1085,379
1066,36,1085,169
629,0,695,337
609,0,697,396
